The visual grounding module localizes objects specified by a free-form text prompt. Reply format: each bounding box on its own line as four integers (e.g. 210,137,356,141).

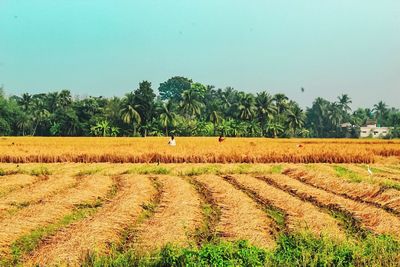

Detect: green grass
124,165,171,175
75,167,103,177
83,233,400,267
382,180,400,191
269,165,283,174
334,166,363,183
30,166,52,176
179,166,219,176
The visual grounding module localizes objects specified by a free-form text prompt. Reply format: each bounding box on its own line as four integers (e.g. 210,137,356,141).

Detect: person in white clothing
168,135,176,146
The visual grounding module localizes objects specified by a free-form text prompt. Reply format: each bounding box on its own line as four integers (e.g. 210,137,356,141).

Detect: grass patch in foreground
84,233,400,267
30,166,52,176
124,165,171,175
334,166,364,183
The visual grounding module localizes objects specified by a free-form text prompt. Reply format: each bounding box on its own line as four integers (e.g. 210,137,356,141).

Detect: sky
0,0,399,109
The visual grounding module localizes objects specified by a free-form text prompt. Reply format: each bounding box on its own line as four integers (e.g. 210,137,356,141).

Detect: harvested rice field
0,138,400,266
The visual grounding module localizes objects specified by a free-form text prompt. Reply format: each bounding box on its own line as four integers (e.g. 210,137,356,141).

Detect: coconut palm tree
120,92,141,135
273,93,289,115
238,93,256,120
287,105,305,136
208,110,222,135
180,89,203,118
373,101,388,126
337,94,352,113
159,101,176,136
17,93,33,112
31,97,50,136
255,92,277,136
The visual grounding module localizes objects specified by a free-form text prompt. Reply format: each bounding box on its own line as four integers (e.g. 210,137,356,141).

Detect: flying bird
301,87,305,93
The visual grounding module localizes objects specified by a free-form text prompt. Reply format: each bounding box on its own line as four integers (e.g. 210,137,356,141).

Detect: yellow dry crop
1,137,400,164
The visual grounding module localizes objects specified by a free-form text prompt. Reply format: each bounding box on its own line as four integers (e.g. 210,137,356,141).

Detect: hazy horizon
1,0,399,109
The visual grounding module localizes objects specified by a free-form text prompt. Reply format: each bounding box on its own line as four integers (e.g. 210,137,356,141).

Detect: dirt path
0,174,113,257
25,175,155,266
285,167,400,215
224,175,345,240
132,176,202,253
194,175,275,248
257,174,400,239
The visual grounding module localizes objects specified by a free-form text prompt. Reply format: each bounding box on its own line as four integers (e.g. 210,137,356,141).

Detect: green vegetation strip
84,233,400,267
334,166,364,183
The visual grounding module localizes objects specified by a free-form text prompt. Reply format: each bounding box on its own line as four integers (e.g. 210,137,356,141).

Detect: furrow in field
256,174,400,239
0,174,113,257
132,176,202,253
25,175,155,267
284,167,400,216
0,171,79,219
194,175,275,248
223,175,345,240
0,174,39,198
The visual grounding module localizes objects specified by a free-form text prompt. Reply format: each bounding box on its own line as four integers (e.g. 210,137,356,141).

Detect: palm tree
208,110,222,135
58,90,72,109
180,89,203,118
31,98,50,136
17,93,32,112
255,92,277,136
286,105,305,136
46,92,60,112
120,92,141,135
238,93,255,120
159,101,176,136
373,101,388,126
328,103,343,134
273,93,289,115
16,113,32,136
337,94,352,113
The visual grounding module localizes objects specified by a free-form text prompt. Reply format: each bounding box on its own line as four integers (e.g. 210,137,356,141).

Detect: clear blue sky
0,0,399,108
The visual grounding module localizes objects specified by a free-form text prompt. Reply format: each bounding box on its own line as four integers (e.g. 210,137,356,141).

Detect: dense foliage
1,77,399,138
84,234,400,267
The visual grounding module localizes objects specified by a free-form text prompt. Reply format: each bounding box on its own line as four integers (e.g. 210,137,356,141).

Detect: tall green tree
180,89,203,118
158,76,192,101
287,104,305,136
256,92,276,136
373,101,388,126
159,101,177,136
120,92,141,136
134,81,156,136
238,93,256,120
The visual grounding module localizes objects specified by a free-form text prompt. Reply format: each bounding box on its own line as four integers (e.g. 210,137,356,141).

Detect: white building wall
360,127,390,138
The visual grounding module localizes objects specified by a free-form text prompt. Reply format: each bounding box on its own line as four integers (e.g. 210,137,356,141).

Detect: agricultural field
0,138,400,266
1,137,400,164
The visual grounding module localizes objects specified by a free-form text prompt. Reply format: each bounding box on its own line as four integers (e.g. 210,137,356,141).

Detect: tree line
0,76,399,138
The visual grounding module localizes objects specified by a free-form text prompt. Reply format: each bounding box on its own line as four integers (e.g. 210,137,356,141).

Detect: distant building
360,121,391,138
